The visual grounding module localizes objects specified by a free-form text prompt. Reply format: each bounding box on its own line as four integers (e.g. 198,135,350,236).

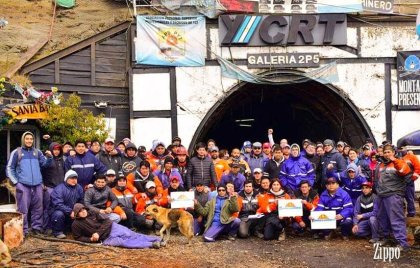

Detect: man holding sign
312,177,353,240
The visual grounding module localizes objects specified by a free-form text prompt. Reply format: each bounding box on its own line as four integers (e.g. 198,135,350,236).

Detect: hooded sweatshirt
49,170,84,215
327,162,367,204
6,131,52,186
42,142,65,188
280,144,315,193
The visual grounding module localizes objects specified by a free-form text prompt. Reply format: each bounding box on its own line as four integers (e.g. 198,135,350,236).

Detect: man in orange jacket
112,174,153,230
402,151,420,217
292,180,319,234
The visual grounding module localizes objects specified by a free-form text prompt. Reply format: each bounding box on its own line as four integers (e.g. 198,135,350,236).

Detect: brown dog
145,205,193,244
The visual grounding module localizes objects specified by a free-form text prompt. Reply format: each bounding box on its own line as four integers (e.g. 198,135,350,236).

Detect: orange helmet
176,146,188,156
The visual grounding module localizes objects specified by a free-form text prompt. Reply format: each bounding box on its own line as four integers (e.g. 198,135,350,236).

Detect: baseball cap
362,144,371,150
145,181,156,189
323,139,334,146
326,177,338,184
105,138,114,144
230,161,240,168
262,142,271,149
210,146,219,152
138,145,146,152
243,141,252,148
106,169,116,176
172,136,181,142
170,176,180,182
361,181,373,188
253,168,262,174
337,141,345,147
282,144,291,149
253,142,262,148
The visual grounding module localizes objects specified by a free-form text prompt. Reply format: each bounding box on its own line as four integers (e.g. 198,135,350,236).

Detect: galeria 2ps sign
219,14,347,46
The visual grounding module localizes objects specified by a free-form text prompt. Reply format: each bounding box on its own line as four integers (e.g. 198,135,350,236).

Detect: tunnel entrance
190,76,374,151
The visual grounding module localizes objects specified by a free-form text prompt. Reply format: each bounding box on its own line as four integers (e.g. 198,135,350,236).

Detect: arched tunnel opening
191,79,374,151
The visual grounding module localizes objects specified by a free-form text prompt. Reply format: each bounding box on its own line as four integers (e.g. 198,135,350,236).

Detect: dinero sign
219,14,347,46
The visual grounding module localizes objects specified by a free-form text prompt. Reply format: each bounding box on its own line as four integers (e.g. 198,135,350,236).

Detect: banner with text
136,16,206,67
397,51,420,110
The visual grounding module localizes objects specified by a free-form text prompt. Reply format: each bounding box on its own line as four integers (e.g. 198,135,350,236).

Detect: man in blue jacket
64,140,107,190
327,163,367,205
320,139,347,190
48,169,84,238
280,144,314,195
314,176,353,240
6,131,52,235
220,162,246,192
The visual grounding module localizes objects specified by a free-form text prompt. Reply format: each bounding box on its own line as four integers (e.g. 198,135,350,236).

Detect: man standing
186,142,217,190
97,138,122,174
209,146,230,183
320,139,346,189
6,131,52,235
374,144,411,251
65,141,107,189
263,145,284,180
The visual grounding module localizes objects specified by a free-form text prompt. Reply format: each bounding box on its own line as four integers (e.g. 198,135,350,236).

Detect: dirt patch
9,233,419,268
0,0,133,76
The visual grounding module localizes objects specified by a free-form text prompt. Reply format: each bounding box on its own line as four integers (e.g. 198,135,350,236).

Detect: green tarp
56,0,75,8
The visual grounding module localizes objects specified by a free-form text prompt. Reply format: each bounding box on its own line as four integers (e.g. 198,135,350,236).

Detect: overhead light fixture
239,124,252,127
235,119,255,122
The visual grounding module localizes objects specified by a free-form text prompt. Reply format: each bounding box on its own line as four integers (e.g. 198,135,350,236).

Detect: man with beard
97,138,121,174
237,180,260,238
227,148,251,176
247,142,265,173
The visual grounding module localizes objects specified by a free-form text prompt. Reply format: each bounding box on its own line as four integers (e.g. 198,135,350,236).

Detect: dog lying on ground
145,205,193,244
0,239,12,266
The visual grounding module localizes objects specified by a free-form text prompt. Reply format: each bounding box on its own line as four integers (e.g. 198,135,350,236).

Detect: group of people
4,129,419,251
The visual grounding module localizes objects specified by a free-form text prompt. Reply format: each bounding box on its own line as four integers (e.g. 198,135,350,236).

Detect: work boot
278,230,286,241
228,235,236,241
324,231,335,241
254,230,264,239
152,242,161,249
55,233,66,239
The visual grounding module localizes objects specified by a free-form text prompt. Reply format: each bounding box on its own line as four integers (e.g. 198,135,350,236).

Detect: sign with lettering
397,51,420,110
219,14,347,46
248,53,320,68
310,210,337,229
2,103,49,120
362,0,393,14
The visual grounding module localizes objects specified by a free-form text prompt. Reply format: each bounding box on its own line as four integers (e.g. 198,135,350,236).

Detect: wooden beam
91,43,96,86
54,59,60,84
4,38,48,78
21,21,132,75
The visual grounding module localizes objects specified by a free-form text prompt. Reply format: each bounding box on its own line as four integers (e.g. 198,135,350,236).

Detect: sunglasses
218,189,226,192
347,170,355,173
361,186,371,189
253,147,261,150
